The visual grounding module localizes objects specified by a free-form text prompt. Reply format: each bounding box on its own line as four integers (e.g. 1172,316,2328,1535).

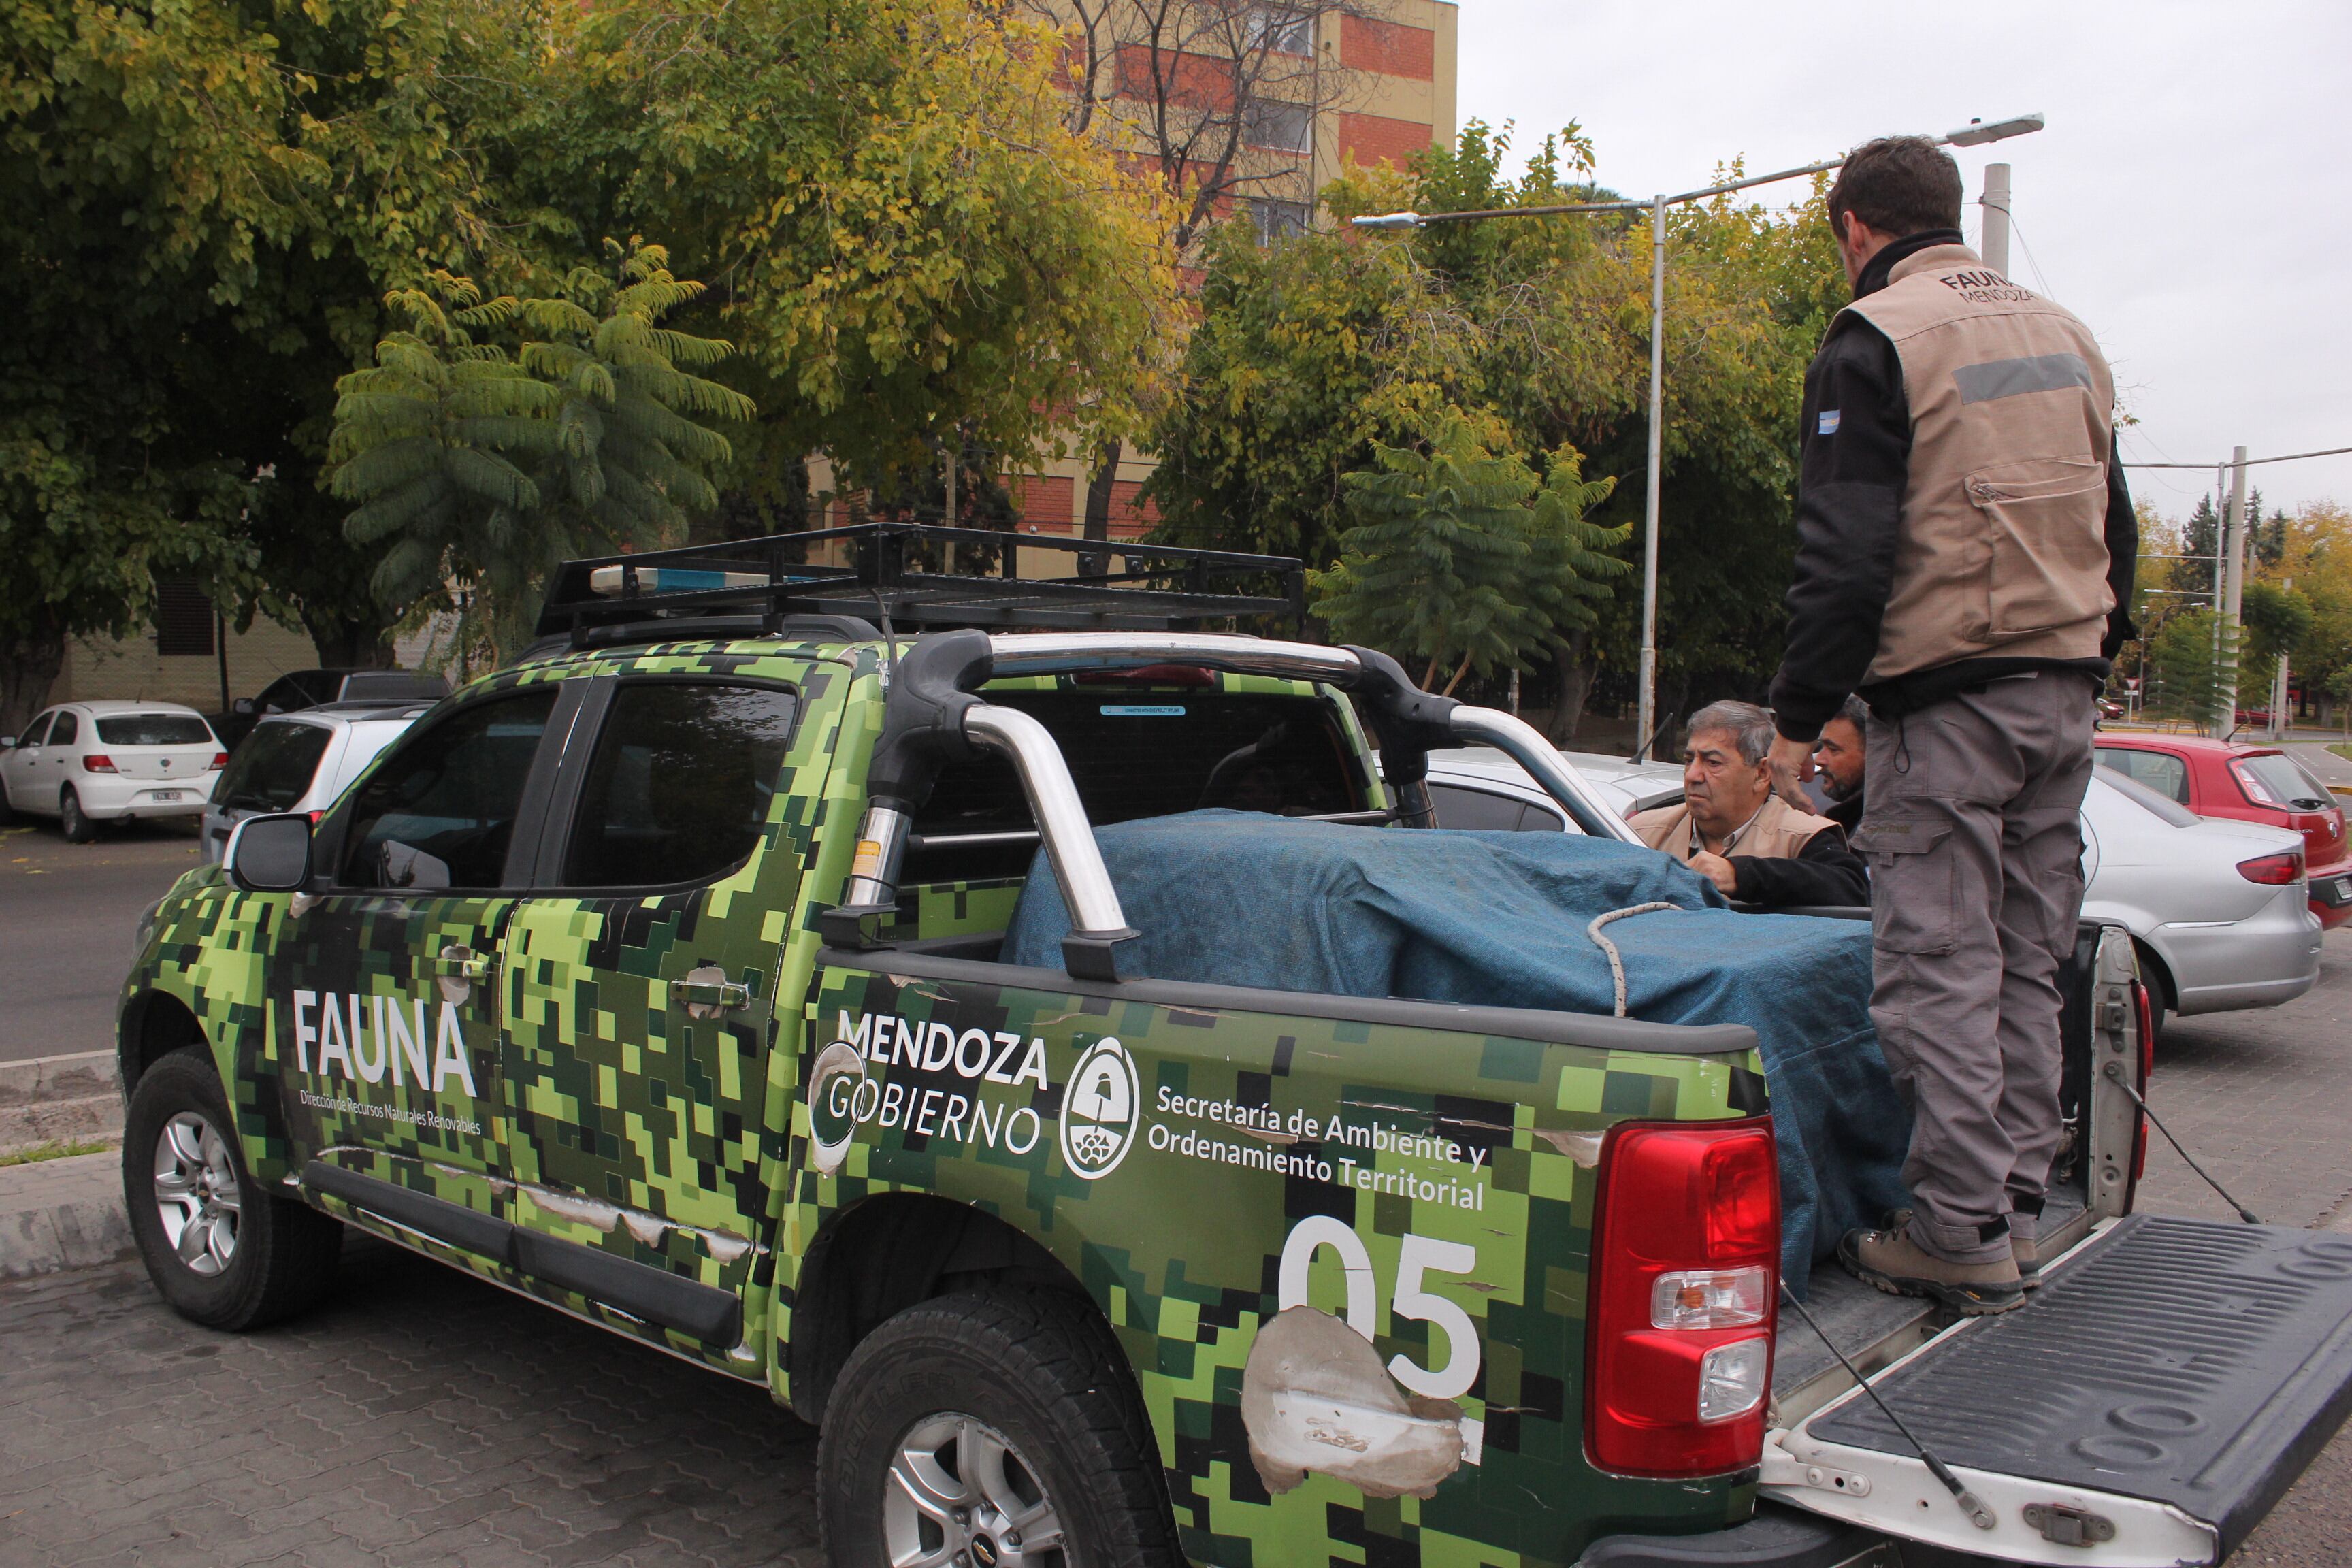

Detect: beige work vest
1841,244,2118,681
1629,792,1836,864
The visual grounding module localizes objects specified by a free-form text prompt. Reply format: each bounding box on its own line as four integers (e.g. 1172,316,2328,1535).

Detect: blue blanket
1002,811,1910,1294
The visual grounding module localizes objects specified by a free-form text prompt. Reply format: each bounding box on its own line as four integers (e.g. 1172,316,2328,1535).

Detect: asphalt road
0,817,205,1064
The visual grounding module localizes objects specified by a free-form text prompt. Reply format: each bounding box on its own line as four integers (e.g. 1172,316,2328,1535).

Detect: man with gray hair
1629,700,1867,908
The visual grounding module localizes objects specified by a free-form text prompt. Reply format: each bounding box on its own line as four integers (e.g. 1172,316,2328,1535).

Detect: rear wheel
59,786,95,843
818,1290,1181,1568
124,1048,342,1330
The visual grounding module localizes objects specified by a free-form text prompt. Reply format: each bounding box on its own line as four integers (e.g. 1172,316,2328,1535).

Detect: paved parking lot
1,888,2345,1565
0,821,201,1064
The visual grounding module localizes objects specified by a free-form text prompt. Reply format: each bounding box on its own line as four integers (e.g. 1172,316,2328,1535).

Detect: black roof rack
535,522,1305,642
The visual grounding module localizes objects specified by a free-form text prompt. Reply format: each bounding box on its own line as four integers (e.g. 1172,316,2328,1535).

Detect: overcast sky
1454,1,2352,521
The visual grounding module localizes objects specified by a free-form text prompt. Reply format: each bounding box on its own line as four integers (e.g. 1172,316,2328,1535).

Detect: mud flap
1762,1214,2352,1565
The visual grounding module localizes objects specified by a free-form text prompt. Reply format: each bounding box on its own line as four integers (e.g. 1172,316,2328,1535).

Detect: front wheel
124,1048,342,1330
818,1290,1181,1568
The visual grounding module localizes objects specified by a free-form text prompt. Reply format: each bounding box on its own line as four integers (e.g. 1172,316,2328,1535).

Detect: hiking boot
1838,1222,2025,1316
2014,1230,2040,1292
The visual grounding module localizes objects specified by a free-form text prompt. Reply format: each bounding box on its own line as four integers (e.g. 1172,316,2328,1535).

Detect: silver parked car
199,702,433,862
1417,749,2322,1033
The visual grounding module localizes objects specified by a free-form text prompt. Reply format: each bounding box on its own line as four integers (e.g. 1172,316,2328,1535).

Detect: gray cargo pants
1855,669,2098,1265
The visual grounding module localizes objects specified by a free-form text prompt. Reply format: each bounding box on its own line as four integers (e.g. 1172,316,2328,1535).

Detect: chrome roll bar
822,629,1648,981
962,704,1139,980
1447,708,1643,845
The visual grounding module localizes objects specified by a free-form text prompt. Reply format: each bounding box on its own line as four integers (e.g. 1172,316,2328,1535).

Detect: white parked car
1418,749,2322,1033
0,701,225,840
199,702,434,863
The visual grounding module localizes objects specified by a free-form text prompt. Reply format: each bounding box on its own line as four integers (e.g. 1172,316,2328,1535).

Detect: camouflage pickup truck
120,525,2352,1567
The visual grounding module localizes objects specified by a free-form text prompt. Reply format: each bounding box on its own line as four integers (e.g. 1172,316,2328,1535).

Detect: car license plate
2321,875,2352,907
151,790,183,802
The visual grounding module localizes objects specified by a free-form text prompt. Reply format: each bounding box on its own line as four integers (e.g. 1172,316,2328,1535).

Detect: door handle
435,947,491,979
671,966,751,1017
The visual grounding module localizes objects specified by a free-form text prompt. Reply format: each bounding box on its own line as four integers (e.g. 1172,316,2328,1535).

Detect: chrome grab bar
1446,708,1643,844
962,704,1139,979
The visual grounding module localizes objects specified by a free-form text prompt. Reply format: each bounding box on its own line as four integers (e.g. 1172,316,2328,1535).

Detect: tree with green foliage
330,246,754,664
498,0,1179,501
1,0,1179,732
1146,120,1843,734
1313,417,1627,692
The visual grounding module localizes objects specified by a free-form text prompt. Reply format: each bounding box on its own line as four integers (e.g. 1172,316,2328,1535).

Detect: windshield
2235,753,2335,812
216,723,332,813
95,713,214,747
2095,764,2202,827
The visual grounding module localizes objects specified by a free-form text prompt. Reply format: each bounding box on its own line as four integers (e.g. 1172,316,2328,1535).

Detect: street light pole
1979,162,2012,276
1637,192,1667,757
1352,113,2044,753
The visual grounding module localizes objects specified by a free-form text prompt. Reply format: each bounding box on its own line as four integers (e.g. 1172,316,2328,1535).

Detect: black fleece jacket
1729,826,1870,909
1768,230,2138,742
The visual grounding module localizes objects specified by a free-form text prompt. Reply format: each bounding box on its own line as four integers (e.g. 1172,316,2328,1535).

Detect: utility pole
1635,193,1667,760
1979,163,2012,276
2217,445,2249,737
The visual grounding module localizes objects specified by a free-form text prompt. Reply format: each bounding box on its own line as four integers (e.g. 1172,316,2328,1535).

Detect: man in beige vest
1630,700,1866,907
1763,137,2136,1314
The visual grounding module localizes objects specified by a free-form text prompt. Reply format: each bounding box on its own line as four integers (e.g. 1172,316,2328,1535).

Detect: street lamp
1353,112,2044,758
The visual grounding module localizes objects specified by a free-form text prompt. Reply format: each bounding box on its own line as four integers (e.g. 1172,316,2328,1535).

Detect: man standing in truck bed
1765,136,2136,1315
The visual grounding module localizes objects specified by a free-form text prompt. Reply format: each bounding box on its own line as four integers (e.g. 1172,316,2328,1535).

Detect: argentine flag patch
1817,409,1841,436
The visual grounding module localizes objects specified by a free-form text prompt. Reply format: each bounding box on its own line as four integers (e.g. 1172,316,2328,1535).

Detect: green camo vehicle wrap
793,958,1759,1564
122,634,1760,1567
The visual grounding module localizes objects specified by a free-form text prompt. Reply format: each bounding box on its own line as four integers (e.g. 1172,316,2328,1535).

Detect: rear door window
559,681,799,888
216,723,334,813
95,713,214,747
1430,783,1535,831
48,713,78,747
339,691,557,890
2095,746,2189,804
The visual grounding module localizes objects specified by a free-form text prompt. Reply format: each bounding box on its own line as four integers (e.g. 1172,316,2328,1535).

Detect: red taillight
208,752,227,771
1586,1118,1779,1477
307,810,325,825
82,753,116,773
2237,849,2304,885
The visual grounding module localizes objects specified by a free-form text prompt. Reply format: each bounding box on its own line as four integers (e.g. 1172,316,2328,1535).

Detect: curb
0,1051,125,1158
0,1150,133,1279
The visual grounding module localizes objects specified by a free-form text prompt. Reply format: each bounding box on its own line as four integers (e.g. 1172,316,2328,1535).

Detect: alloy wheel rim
883,1411,1067,1568
152,1111,241,1277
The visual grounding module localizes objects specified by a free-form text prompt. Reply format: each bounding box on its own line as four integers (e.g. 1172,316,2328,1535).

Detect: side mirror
0,736,14,750
225,813,313,893
232,698,256,715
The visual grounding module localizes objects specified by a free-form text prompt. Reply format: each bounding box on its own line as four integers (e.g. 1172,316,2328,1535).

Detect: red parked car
2093,734,2352,928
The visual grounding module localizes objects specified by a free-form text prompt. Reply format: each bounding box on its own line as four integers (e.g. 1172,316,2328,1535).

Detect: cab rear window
216,723,332,813
908,688,1365,880
96,713,214,747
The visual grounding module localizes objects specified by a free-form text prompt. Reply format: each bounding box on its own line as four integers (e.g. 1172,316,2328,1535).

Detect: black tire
124,1047,342,1330
59,786,95,843
818,1290,1181,1568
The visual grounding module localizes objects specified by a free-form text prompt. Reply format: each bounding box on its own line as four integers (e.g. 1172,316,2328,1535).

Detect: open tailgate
1763,1213,2352,1564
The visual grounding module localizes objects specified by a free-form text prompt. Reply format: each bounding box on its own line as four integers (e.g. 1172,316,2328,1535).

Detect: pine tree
1313,417,1629,693
330,244,754,662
